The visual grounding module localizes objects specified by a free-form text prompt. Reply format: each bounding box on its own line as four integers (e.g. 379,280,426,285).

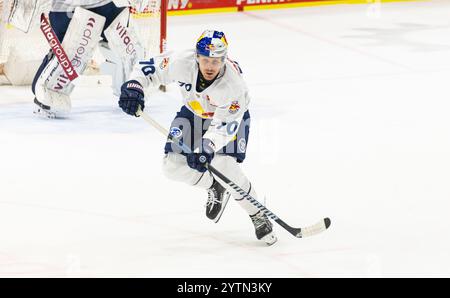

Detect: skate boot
206,179,231,223
33,98,56,119
250,211,277,245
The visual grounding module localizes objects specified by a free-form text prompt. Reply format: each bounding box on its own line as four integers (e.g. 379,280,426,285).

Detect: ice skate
33,98,56,119
250,211,277,245
206,179,231,223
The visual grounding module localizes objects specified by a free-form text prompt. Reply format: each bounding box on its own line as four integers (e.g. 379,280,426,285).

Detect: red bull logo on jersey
229,101,240,114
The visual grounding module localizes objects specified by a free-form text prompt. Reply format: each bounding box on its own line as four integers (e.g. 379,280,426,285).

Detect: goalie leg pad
104,9,145,96
35,7,106,114
35,69,73,115
98,41,123,97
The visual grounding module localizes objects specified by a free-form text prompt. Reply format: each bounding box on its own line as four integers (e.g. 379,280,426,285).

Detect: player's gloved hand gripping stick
136,107,331,239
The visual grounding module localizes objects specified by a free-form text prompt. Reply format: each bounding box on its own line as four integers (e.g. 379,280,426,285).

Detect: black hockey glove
186,139,216,173
119,80,145,117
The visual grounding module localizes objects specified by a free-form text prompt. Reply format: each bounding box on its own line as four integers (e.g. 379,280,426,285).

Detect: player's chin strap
135,107,331,239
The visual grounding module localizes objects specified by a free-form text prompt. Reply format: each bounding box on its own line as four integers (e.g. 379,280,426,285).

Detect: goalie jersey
130,49,251,153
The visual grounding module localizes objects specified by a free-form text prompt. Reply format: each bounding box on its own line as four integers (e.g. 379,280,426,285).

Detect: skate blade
261,233,278,246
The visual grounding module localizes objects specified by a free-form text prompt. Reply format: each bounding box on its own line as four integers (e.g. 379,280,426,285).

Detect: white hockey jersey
130,49,251,152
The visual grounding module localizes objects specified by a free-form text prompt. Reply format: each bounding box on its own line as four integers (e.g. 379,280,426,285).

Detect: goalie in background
119,30,278,245
30,0,148,118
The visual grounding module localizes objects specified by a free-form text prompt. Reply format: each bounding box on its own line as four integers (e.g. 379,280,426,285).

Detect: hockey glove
119,80,145,117
186,139,216,173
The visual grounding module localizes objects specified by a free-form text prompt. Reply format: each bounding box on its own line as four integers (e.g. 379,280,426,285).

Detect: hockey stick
136,108,331,238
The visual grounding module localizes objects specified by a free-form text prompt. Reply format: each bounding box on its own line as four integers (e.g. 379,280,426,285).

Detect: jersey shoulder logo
228,101,240,114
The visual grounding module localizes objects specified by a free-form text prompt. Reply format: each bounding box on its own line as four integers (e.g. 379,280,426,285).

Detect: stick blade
296,217,331,238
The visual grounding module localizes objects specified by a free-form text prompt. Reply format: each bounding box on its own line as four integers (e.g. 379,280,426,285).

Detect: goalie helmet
196,30,228,59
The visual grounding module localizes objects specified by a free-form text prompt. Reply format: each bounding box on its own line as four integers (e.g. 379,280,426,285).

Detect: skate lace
206,188,221,208
252,213,269,229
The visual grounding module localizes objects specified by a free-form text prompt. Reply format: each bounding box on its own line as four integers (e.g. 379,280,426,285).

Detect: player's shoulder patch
228,100,240,114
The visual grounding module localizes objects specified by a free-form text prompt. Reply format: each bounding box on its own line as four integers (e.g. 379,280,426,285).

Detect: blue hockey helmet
196,30,228,59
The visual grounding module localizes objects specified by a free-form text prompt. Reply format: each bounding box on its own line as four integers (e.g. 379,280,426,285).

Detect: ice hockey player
118,30,277,245
31,0,147,118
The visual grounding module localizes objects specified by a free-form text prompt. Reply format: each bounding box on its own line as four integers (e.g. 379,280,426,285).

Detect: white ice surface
1,0,450,277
